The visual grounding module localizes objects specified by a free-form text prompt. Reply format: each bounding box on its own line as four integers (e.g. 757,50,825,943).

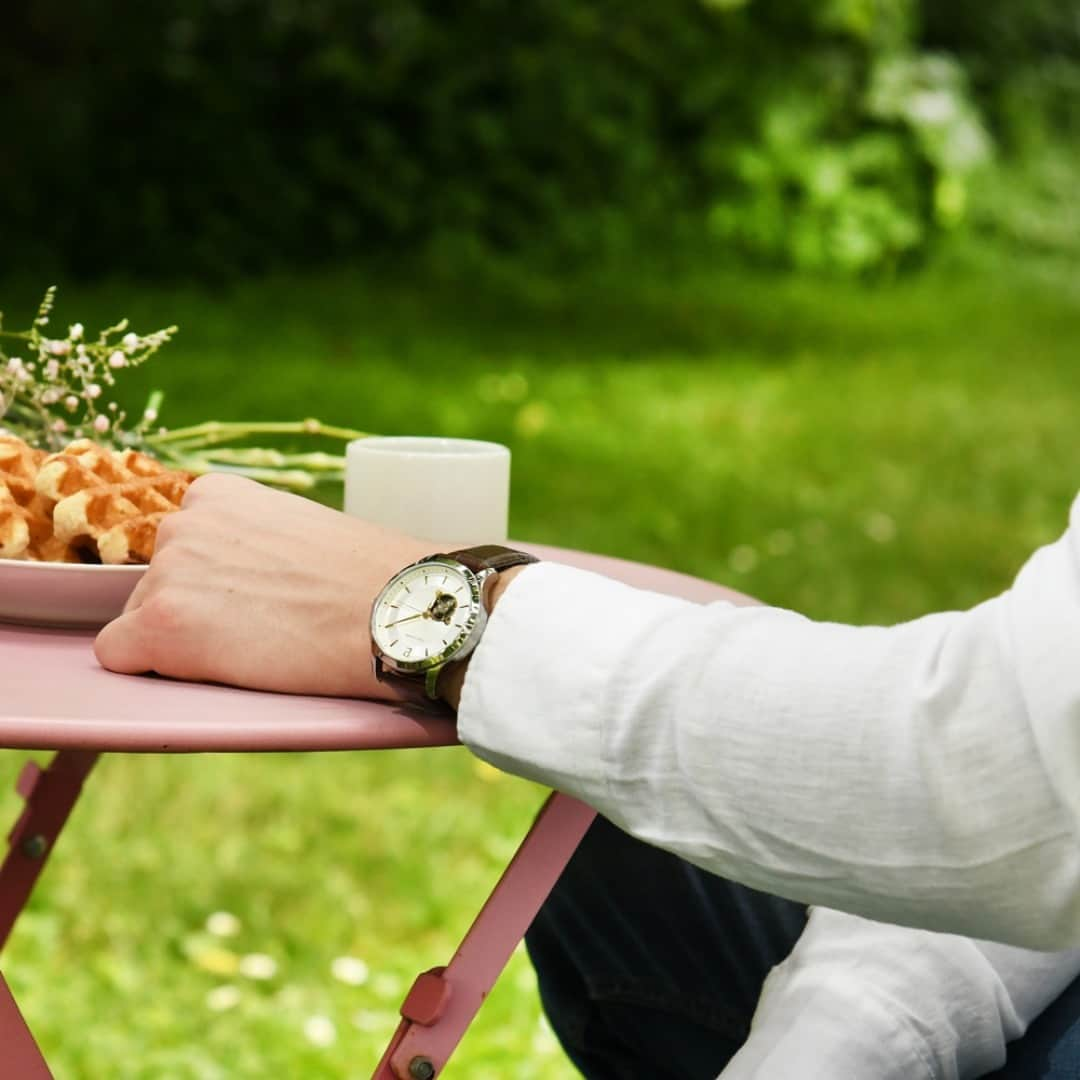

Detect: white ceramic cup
344,436,511,545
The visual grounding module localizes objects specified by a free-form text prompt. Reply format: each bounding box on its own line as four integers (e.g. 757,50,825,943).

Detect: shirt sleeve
718,907,1080,1080
457,495,1080,950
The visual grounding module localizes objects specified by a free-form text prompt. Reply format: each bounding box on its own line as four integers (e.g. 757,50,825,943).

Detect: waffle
38,441,193,564
0,436,72,561
0,435,191,564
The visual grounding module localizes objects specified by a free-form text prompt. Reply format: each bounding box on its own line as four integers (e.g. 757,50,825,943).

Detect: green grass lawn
1,243,1079,1077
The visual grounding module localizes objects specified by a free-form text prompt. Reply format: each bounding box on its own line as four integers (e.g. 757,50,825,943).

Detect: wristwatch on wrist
371,544,539,707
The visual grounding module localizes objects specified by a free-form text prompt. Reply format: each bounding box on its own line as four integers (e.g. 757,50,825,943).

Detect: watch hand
384,612,429,627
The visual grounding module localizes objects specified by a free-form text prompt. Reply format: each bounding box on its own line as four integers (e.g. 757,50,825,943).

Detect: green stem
149,419,371,446
188,447,347,470
164,453,322,491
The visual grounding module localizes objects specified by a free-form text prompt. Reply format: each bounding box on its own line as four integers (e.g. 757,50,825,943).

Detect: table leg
0,972,53,1077
0,750,99,951
373,791,596,1079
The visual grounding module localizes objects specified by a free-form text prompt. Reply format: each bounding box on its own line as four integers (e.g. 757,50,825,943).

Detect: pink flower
52,419,67,433
93,415,110,434
122,332,139,351
86,383,102,399
48,340,70,357
64,395,79,412
108,351,127,369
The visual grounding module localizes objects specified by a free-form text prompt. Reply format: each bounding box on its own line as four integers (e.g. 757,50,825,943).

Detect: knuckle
153,512,182,550
139,591,188,635
182,471,238,505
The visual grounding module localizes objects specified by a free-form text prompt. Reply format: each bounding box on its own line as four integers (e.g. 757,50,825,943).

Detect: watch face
371,558,482,670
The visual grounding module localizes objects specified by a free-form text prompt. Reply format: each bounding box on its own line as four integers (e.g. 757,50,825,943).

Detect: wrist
439,563,528,711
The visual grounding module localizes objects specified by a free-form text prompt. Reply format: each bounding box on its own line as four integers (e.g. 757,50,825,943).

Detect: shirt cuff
456,560,705,805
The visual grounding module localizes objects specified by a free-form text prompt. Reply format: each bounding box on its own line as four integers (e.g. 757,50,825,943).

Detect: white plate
0,558,147,629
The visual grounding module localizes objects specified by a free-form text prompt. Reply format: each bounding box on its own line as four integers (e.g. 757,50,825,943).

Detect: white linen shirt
457,496,1080,1075
459,495,1080,951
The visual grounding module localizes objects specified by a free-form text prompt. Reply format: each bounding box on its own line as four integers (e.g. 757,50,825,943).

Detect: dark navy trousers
525,816,1080,1079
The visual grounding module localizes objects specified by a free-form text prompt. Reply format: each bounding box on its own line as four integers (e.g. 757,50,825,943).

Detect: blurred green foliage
2,241,1079,1077
1,1,1076,277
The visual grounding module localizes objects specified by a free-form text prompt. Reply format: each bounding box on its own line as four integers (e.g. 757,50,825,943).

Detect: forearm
452,500,1080,948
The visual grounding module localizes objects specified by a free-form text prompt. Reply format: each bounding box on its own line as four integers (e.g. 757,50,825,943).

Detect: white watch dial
372,560,480,667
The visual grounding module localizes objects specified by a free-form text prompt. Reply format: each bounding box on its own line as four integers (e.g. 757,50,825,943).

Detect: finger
121,566,155,614
94,608,152,675
181,471,250,508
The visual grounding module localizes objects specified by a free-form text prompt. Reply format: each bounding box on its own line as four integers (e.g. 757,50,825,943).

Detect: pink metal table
0,543,746,1078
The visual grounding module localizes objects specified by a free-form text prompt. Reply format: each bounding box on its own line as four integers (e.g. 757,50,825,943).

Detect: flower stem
181,447,347,470
149,419,370,446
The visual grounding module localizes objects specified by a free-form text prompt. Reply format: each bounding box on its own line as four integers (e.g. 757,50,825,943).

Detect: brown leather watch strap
446,545,540,573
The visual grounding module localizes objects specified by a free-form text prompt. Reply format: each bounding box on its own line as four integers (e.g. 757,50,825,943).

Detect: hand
94,473,433,699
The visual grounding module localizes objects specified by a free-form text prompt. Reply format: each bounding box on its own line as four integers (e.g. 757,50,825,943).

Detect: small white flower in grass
41,390,60,405
238,953,277,980
47,340,70,357
122,332,139,351
69,323,84,340
330,956,369,986
371,972,403,999
205,985,241,1012
303,1015,337,1047
6,357,23,373
86,383,102,399
352,1009,399,1033
728,545,759,574
864,511,897,544
76,344,87,358
93,415,110,434
43,360,59,380
108,350,127,369
52,420,67,433
64,396,79,412
205,911,242,937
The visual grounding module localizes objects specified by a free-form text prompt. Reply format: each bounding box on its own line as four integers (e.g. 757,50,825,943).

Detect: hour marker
390,639,399,648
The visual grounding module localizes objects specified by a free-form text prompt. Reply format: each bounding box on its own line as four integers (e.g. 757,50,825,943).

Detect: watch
370,544,539,706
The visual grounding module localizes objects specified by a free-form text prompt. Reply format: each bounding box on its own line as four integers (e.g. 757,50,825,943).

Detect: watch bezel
370,555,489,676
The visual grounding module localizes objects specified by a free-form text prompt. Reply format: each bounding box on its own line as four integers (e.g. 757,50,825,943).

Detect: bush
0,0,1012,277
